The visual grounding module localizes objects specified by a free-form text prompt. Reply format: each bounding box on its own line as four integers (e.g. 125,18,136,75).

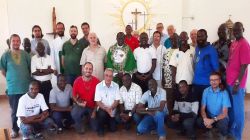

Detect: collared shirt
50,36,68,74
73,76,100,109
151,44,167,80
31,54,55,81
169,47,195,85
0,50,31,95
95,81,121,107
80,45,106,80
140,87,167,111
134,47,156,73
62,39,84,75
31,38,51,55
202,86,231,117
79,37,101,49
125,36,139,52
49,84,72,108
193,44,219,85
119,82,142,110
149,33,168,46
226,37,250,88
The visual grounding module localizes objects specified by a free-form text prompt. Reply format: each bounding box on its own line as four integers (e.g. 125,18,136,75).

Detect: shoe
159,136,166,140
76,127,85,134
10,130,19,138
57,128,63,134
150,130,157,135
136,132,142,136
34,133,44,139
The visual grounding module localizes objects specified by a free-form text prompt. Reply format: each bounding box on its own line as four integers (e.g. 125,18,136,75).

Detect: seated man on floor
136,79,168,140
16,80,56,140
49,74,73,133
197,72,231,139
168,80,198,140
117,73,142,130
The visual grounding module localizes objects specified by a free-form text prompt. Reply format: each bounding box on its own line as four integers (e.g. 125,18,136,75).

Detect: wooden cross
46,7,57,39
140,11,149,30
147,27,153,37
131,8,141,30
128,20,135,30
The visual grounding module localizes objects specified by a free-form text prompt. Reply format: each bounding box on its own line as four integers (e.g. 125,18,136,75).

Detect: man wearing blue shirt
193,29,219,103
197,72,231,139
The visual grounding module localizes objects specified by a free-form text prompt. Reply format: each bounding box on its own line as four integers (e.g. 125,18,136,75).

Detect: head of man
6,39,10,49
156,23,164,33
10,34,21,51
167,25,176,37
104,68,113,86
82,62,93,78
170,33,179,48
56,22,65,37
36,42,45,57
178,80,189,96
190,29,198,44
217,23,228,41
148,79,158,96
179,31,189,51
233,22,244,40
88,32,98,46
122,73,132,90
81,22,90,37
32,25,43,39
153,31,161,46
57,74,67,91
116,32,125,46
125,25,133,36
139,32,149,47
197,29,208,48
23,38,31,53
209,72,221,90
69,25,78,40
28,80,40,99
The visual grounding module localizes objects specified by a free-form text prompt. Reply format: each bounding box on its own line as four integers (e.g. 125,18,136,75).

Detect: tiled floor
0,95,250,140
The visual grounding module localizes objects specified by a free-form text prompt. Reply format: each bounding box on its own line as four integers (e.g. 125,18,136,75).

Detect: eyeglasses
210,79,220,82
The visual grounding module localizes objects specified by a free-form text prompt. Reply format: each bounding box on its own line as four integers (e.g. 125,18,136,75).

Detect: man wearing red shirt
71,62,100,134
124,25,139,52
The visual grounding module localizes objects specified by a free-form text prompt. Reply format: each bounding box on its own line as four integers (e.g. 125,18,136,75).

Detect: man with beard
62,25,85,86
51,22,68,75
22,38,35,57
30,25,50,55
133,32,156,93
124,25,139,52
193,29,219,103
79,22,101,48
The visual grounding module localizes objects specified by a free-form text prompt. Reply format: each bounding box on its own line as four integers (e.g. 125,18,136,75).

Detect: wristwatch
145,107,148,111
213,116,218,122
235,79,240,85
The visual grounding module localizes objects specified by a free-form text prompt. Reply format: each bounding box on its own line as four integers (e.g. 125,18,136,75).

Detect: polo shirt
193,44,219,85
49,84,72,108
73,76,100,109
202,86,231,117
226,37,250,88
164,38,172,49
169,47,195,85
134,47,156,73
62,40,84,75
125,36,139,52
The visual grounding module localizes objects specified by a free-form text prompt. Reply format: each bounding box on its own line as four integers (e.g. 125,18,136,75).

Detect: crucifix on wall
131,8,141,30
46,7,57,38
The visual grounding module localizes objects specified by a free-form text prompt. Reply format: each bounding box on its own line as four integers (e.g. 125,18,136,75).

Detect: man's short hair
82,62,93,68
198,29,207,37
57,74,65,82
32,25,44,38
179,80,188,85
122,73,131,79
210,71,221,79
9,34,20,42
30,80,40,89
153,31,162,38
56,22,65,28
70,25,78,30
81,22,90,28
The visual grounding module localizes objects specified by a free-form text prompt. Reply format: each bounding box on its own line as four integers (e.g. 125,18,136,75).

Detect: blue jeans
52,111,73,128
168,117,196,137
137,111,167,137
8,94,23,132
20,117,54,138
71,105,97,131
196,117,229,136
227,86,245,140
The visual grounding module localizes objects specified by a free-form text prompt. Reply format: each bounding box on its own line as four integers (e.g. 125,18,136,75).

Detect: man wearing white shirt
31,42,55,106
95,68,121,137
151,31,167,88
133,32,156,93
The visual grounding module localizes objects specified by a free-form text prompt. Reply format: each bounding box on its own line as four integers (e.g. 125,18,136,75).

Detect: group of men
0,21,250,140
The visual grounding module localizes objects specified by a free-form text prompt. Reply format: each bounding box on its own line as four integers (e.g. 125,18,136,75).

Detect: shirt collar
208,86,220,93
102,81,114,88
149,87,161,97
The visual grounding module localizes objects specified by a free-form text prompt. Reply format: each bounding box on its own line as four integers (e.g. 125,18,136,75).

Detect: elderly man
149,23,168,45
190,29,198,48
164,25,176,49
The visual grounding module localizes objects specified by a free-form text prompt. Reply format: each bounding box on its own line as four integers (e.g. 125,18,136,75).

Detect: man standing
95,68,121,137
71,62,99,134
133,32,156,93
62,25,85,85
22,38,34,57
193,29,219,102
106,32,136,86
226,22,250,140
0,34,31,138
190,29,198,48
50,22,68,75
79,22,100,48
149,23,168,45
164,25,176,49
30,25,50,55
124,25,139,52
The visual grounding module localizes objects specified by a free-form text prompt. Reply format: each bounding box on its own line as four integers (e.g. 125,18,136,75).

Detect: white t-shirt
16,93,48,126
169,48,195,85
150,44,167,80
134,47,156,73
31,54,55,81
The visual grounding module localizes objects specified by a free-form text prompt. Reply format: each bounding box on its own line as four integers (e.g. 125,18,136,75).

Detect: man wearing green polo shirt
62,25,84,86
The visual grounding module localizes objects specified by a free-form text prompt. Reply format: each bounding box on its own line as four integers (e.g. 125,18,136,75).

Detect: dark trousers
168,117,196,137
52,111,73,128
96,109,117,133
192,84,209,115
39,80,52,107
65,75,78,86
8,94,23,132
132,72,152,93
